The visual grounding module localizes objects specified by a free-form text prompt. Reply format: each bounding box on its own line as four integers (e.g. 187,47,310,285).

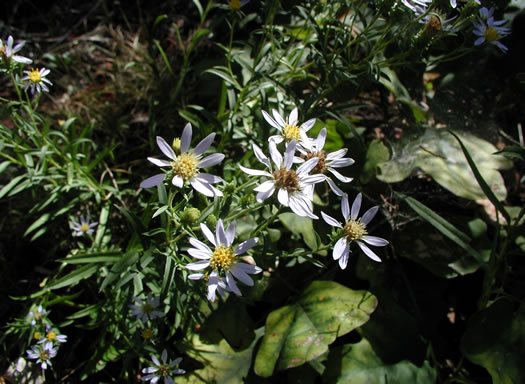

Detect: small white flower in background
72,216,98,237
129,293,165,323
400,0,432,12
228,0,250,10
413,7,457,33
298,127,355,196
0,35,32,66
22,67,53,94
186,219,261,302
37,325,67,349
142,349,185,384
26,343,57,370
240,140,325,219
28,305,47,326
321,193,389,270
140,123,225,197
473,7,511,52
262,108,315,145
450,0,457,7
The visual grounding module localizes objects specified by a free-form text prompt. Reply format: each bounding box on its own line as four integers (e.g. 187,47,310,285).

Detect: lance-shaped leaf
254,281,377,377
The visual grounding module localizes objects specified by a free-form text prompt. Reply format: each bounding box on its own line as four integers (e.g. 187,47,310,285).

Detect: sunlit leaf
324,339,436,384
254,281,377,377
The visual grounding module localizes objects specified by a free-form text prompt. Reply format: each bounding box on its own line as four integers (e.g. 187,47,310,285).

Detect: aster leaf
254,281,377,377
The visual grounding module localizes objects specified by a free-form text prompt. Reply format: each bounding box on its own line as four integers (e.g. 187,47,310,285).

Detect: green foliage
254,281,377,377
461,299,525,384
324,339,436,384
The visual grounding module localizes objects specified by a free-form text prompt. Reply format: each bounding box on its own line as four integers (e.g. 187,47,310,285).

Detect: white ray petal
269,141,282,169
200,223,216,246
180,123,192,153
186,260,211,270
225,221,236,246
226,272,242,295
328,168,353,183
172,175,184,188
357,241,382,262
361,206,379,225
262,110,281,129
277,188,289,206
333,237,348,261
198,153,225,168
140,174,166,188
193,133,216,156
351,193,362,221
234,237,258,255
321,212,342,228
362,235,389,247
156,136,176,160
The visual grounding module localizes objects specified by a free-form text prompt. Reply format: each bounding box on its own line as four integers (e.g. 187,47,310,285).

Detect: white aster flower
473,7,511,52
140,123,225,197
186,219,261,302
262,108,315,145
0,35,32,66
298,127,354,196
22,67,52,94
400,0,432,12
26,343,57,370
321,193,389,270
72,216,98,237
37,325,67,349
28,305,47,326
129,293,165,323
142,349,185,384
240,140,325,219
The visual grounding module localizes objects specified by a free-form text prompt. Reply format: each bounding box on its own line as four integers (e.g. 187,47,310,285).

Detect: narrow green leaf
449,130,511,223
58,251,123,264
0,174,25,199
48,264,99,290
399,193,484,265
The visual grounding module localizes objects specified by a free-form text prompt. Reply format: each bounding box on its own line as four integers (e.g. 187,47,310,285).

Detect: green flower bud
206,214,217,228
181,207,201,224
172,138,181,154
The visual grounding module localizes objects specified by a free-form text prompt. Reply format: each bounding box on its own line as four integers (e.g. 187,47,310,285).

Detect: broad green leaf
324,339,436,384
279,213,318,251
378,129,512,201
198,298,255,350
461,299,525,384
361,139,390,184
178,328,263,384
254,281,377,377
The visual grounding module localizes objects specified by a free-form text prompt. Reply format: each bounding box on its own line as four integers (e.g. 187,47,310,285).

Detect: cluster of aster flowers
25,305,67,371
473,7,511,52
0,35,52,94
140,106,389,310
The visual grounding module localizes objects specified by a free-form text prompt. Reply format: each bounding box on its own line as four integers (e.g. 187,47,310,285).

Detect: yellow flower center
210,246,235,271
484,27,500,42
28,68,42,83
282,124,301,142
33,311,43,321
80,223,90,233
0,46,5,56
273,168,300,192
39,350,50,361
171,153,198,181
141,303,154,315
229,0,241,9
344,219,368,241
34,332,42,340
158,364,171,377
142,328,154,340
46,331,57,341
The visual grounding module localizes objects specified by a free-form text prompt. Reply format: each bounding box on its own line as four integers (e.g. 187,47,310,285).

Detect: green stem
251,206,282,237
